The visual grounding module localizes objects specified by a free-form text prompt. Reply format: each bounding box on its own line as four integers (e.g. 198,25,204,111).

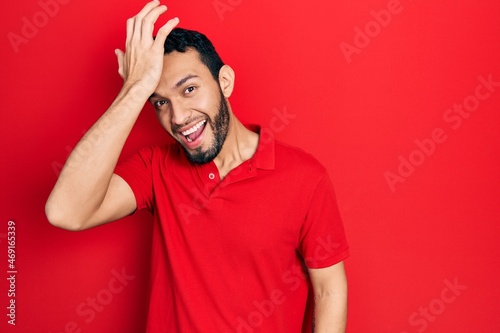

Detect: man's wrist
115,81,154,110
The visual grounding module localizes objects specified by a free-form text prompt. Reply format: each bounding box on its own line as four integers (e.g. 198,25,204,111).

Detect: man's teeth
182,120,206,136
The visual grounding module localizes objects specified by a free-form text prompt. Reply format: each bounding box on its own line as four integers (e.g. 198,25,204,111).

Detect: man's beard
182,90,230,165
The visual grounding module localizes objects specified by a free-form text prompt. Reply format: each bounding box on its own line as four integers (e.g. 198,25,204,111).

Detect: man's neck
213,114,259,180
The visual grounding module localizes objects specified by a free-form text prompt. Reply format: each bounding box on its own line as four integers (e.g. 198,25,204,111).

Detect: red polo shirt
115,126,349,333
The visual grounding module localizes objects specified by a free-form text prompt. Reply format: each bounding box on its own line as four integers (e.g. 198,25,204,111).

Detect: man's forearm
46,2,180,230
45,83,149,229
314,291,348,333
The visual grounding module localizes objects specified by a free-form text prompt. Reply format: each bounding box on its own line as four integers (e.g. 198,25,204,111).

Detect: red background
1,0,500,332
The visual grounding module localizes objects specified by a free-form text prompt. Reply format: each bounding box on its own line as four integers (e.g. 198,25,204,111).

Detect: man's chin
182,145,218,165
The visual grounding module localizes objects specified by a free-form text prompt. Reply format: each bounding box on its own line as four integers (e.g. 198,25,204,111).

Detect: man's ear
218,65,235,98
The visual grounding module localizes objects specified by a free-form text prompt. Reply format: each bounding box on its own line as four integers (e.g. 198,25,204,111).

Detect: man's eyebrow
173,74,199,90
148,75,199,100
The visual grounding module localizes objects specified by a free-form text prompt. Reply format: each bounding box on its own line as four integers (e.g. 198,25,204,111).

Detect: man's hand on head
115,1,179,95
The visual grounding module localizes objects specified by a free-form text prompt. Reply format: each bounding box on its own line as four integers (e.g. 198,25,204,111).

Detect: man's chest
154,170,309,257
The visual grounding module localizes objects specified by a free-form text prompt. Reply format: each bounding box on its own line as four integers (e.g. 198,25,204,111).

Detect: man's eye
185,86,196,94
154,100,168,108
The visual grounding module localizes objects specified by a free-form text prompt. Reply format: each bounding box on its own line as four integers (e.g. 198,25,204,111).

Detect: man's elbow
45,200,86,231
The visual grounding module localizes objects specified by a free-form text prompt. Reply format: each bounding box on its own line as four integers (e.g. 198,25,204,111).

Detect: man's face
149,49,230,164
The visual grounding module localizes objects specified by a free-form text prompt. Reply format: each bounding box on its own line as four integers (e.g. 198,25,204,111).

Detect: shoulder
273,140,328,180
274,140,327,171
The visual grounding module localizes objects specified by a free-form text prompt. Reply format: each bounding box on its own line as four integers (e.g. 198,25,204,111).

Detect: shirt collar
246,124,275,171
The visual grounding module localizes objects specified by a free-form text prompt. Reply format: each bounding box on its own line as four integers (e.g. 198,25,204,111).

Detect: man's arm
309,261,348,333
45,1,179,231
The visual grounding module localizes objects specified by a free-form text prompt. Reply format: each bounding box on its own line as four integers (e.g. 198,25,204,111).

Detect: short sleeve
114,147,155,212
298,173,350,269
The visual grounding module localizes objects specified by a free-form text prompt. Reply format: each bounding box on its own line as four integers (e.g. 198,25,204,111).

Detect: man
45,1,349,332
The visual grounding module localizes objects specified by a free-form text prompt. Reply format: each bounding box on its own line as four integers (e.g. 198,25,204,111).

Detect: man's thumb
115,49,125,79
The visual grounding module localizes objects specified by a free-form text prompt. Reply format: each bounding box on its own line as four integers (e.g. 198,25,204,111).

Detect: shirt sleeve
114,147,155,213
298,172,350,269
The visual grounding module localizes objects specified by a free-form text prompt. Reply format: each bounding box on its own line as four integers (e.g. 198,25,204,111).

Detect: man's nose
170,100,192,126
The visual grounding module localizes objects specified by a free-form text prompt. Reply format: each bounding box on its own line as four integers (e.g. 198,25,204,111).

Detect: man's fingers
126,1,172,48
125,17,134,48
154,17,180,51
118,1,176,91
133,1,163,41
134,0,162,21
141,4,168,41
126,1,159,46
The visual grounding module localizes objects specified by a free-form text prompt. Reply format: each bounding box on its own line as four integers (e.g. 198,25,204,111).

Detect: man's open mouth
180,119,207,145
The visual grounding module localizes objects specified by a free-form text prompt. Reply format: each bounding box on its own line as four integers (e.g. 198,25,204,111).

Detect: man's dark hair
164,28,224,81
